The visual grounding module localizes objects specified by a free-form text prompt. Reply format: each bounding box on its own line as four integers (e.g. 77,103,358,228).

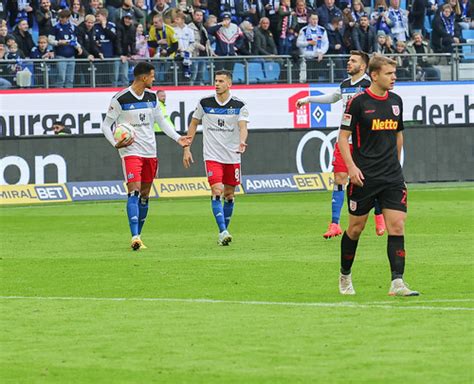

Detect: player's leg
123,156,143,250
380,184,419,296
136,158,158,249
206,161,229,244
339,183,374,294
374,199,386,236
324,142,349,239
222,163,241,230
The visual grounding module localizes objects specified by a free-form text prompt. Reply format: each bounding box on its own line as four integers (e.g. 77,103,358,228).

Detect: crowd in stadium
0,0,472,88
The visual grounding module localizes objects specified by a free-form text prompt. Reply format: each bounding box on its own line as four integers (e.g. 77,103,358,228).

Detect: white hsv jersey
339,73,371,111
193,94,250,164
104,88,165,158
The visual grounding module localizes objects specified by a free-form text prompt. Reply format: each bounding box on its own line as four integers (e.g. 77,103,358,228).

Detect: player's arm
397,131,403,162
237,103,250,153
237,120,248,154
153,104,191,147
101,98,134,149
183,117,199,168
339,98,364,187
296,90,342,108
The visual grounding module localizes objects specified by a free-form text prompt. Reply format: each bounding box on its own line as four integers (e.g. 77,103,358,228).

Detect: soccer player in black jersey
337,55,419,296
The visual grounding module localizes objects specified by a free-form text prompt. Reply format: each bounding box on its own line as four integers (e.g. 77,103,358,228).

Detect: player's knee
347,222,365,238
387,218,405,236
223,191,234,200
211,186,223,197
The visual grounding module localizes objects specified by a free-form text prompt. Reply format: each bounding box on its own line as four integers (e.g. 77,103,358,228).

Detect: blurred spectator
370,0,391,35
50,0,70,11
192,0,208,16
219,0,239,23
188,8,212,85
351,0,366,24
94,8,118,85
408,0,427,35
105,0,121,21
207,11,243,59
7,0,35,29
277,0,297,54
296,12,328,82
69,0,85,26
153,89,174,132
237,19,256,54
85,0,99,16
204,13,218,51
30,36,54,87
76,14,100,85
176,0,194,22
30,34,55,58
387,0,409,42
36,0,57,36
317,0,342,29
12,19,35,57
393,39,411,79
132,23,150,59
459,0,473,29
5,40,25,58
49,9,82,87
351,13,376,52
0,0,7,21
406,31,440,80
432,3,463,52
173,11,195,80
115,0,144,25
116,11,135,86
254,16,278,54
134,0,147,31
374,29,392,52
327,16,346,79
51,120,72,134
294,0,308,32
0,22,14,44
148,14,178,81
263,0,280,43
0,43,13,88
148,0,171,29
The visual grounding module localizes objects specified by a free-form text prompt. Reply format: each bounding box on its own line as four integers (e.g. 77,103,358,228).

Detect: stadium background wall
0,126,473,185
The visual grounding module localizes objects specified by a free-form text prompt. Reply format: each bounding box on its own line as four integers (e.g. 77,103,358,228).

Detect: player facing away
183,70,249,245
101,62,191,250
337,55,419,296
296,51,386,239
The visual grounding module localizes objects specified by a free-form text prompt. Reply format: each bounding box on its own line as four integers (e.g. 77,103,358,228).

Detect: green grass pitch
1,185,473,383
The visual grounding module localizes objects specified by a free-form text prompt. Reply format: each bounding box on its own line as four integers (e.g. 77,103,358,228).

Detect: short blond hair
368,54,397,75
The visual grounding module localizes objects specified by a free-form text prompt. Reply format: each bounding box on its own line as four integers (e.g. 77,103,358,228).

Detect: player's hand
177,136,192,147
237,142,247,154
183,147,194,168
348,165,365,187
115,136,134,148
296,98,308,108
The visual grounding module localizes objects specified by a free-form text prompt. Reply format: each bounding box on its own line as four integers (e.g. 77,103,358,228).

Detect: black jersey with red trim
340,88,405,183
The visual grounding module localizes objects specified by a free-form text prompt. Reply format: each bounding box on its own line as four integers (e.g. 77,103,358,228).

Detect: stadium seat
263,61,281,82
248,61,265,84
461,30,474,62
232,62,245,83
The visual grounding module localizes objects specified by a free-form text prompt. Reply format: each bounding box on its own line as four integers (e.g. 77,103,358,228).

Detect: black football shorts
346,180,408,216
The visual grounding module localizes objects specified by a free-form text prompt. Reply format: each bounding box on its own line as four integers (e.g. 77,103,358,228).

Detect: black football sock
341,231,359,275
387,235,405,280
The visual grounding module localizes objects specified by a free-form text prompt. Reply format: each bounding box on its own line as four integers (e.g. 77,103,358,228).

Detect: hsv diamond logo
288,88,332,128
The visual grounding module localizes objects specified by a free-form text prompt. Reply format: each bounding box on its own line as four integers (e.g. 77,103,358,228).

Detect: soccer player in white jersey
101,62,191,250
183,70,249,245
296,51,386,239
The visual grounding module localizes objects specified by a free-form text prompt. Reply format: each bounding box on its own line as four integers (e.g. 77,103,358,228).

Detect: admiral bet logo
288,88,332,128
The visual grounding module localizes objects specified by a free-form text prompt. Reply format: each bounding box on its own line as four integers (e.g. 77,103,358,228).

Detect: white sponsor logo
296,130,339,173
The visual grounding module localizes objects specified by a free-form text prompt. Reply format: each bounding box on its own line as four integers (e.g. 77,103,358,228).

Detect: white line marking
0,296,472,312
370,298,474,304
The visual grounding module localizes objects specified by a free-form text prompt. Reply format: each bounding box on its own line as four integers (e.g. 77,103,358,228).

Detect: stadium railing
1,47,473,89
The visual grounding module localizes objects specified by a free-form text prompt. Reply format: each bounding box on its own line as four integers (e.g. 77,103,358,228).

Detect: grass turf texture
1,185,473,383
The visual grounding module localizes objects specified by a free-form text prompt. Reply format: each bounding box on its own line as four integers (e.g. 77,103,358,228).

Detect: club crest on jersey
349,200,357,211
139,113,146,122
127,172,134,180
392,105,400,116
207,171,213,177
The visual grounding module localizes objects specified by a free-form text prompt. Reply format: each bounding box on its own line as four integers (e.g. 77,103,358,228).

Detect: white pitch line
0,296,473,312
370,298,474,304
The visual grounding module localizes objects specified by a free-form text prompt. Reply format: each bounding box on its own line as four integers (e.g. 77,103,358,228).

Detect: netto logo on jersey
371,119,398,131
